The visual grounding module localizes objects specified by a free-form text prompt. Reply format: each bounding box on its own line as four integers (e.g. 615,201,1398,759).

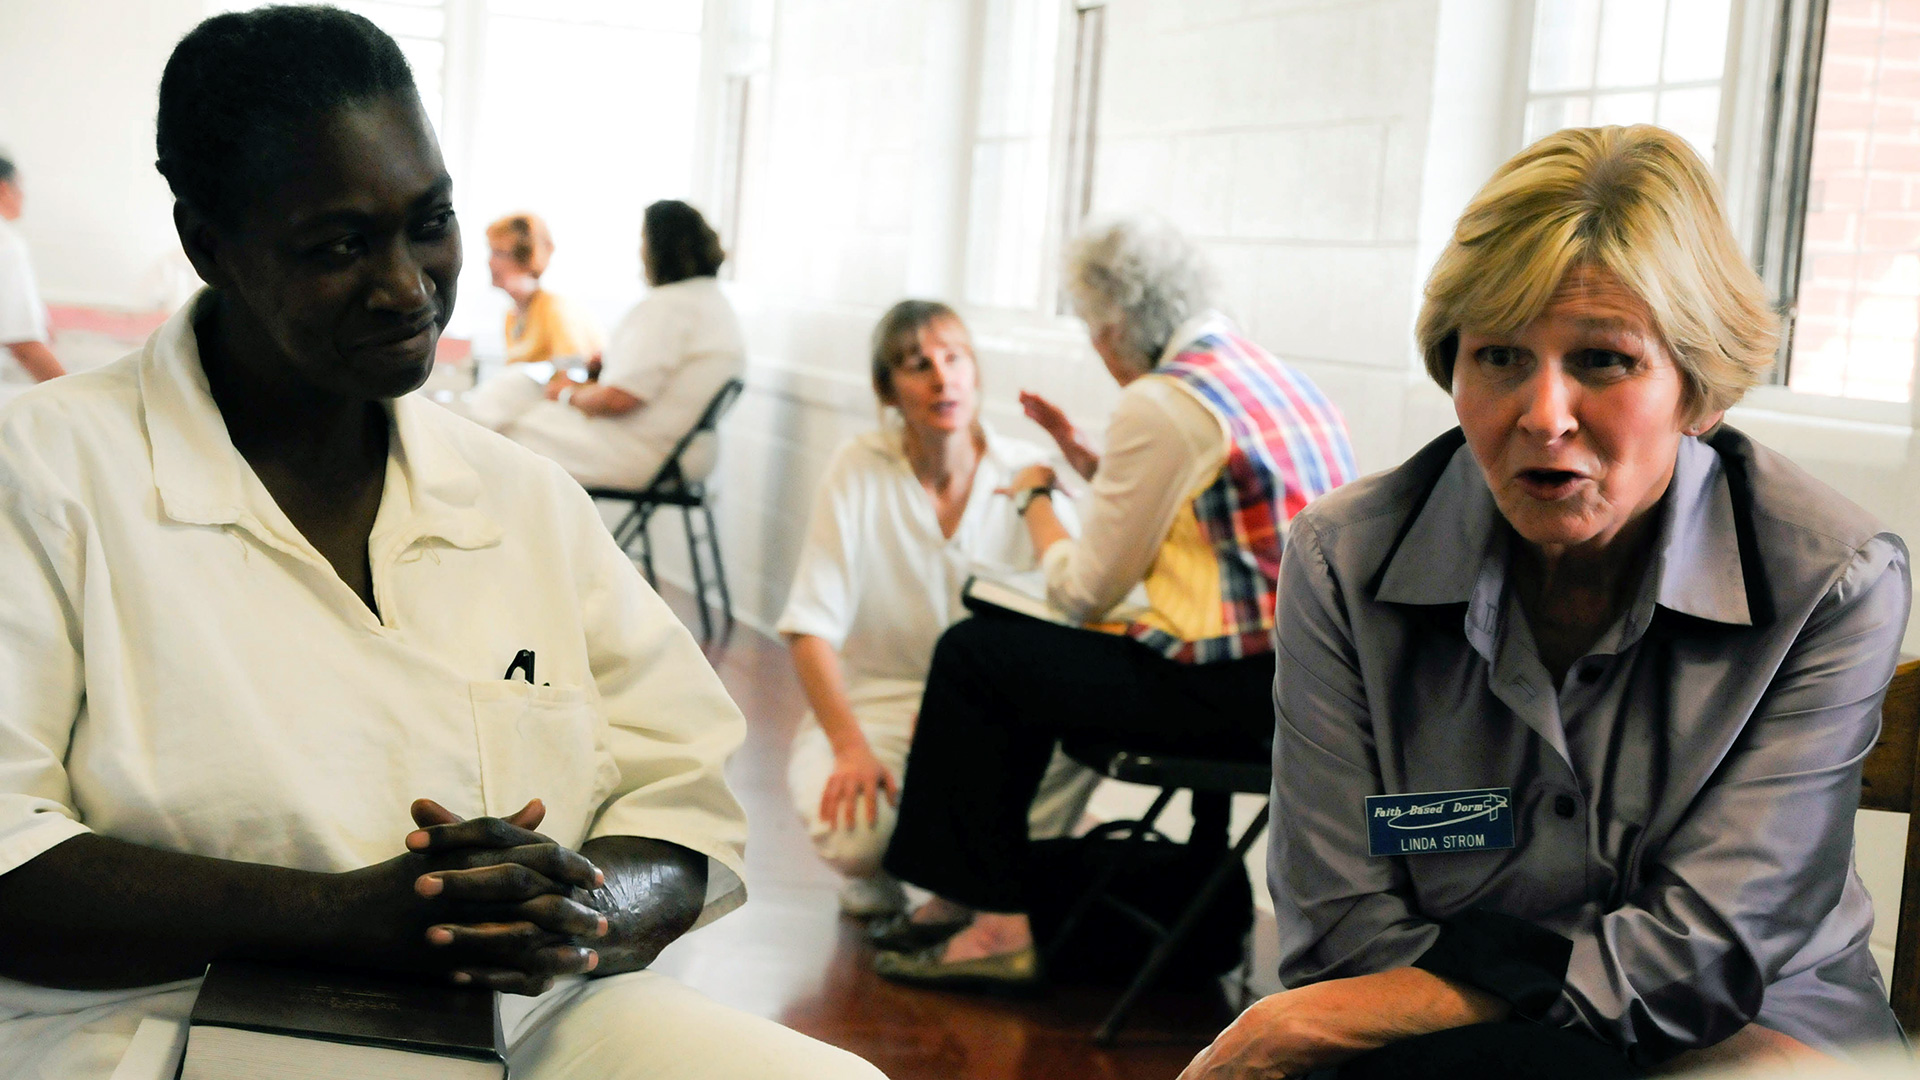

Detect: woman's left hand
543,372,575,402
996,463,1057,497
1179,971,1509,1080
1177,991,1330,1080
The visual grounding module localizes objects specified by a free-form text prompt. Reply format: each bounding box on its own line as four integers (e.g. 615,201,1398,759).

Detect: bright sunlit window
1783,1,1920,403
455,0,707,351
1522,0,1735,161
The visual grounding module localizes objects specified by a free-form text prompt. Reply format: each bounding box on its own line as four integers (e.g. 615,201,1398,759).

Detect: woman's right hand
1019,391,1099,480
336,798,609,995
820,745,900,830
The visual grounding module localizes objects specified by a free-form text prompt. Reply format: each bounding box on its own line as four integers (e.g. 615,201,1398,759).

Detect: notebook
177,961,506,1080
962,569,1150,627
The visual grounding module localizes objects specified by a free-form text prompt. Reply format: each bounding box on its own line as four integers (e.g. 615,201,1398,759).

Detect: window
453,0,708,348
1773,1,1920,403
962,0,1104,312
1521,0,1737,162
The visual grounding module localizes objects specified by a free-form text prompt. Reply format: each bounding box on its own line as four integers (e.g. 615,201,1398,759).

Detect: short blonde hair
485,212,555,278
1416,125,1777,418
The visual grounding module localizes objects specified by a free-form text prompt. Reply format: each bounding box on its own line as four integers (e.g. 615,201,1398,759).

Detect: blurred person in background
874,216,1357,990
455,211,601,427
487,212,601,368
778,299,1097,928
476,200,745,492
0,154,66,384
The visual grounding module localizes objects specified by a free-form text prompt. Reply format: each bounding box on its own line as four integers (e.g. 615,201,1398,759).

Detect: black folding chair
1049,739,1273,1045
587,378,746,644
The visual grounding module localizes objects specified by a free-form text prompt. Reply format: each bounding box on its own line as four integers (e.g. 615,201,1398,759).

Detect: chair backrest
1860,657,1920,1031
649,377,746,494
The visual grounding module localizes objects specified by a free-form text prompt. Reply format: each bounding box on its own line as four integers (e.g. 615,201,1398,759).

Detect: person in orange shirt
485,212,601,367
450,213,604,430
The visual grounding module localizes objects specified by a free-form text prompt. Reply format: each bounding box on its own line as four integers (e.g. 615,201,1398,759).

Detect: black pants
881,610,1275,912
1305,1022,1644,1080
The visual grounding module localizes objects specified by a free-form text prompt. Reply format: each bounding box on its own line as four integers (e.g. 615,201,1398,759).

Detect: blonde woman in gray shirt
1183,126,1910,1079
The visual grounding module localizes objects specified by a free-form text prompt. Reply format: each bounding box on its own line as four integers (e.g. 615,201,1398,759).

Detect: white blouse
0,295,749,1031
594,276,746,475
775,421,1073,704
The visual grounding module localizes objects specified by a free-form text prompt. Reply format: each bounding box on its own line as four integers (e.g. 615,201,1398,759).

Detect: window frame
958,0,1106,320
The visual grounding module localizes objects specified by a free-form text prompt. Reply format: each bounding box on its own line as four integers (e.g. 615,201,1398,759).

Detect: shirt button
1554,794,1579,818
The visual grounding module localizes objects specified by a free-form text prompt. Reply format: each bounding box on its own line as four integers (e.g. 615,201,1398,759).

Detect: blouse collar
1375,434,1754,641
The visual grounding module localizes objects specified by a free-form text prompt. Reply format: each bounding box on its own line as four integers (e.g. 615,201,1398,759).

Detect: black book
177,960,506,1080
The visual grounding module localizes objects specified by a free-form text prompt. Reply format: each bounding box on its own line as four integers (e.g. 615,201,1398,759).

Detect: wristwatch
1012,485,1053,516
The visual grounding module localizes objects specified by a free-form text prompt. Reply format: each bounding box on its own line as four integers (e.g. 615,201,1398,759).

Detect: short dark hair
869,299,967,404
0,155,15,186
643,200,725,285
155,5,418,225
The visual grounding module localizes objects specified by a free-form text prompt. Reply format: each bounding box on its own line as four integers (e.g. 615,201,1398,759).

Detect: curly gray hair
1062,216,1216,371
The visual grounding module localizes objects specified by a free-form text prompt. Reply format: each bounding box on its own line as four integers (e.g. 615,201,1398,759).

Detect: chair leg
609,505,643,553
683,505,713,644
1093,801,1272,1046
637,515,657,584
702,501,733,638
1043,787,1178,967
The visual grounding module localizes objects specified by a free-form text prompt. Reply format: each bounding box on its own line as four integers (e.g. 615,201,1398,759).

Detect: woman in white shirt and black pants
779,300,1097,926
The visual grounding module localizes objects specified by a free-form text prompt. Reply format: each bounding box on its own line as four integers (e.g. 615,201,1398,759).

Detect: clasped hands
352,796,607,996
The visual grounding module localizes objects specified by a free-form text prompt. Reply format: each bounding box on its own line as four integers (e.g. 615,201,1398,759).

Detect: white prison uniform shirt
0,295,879,1080
503,277,746,491
777,422,1097,876
0,220,48,392
1040,313,1231,623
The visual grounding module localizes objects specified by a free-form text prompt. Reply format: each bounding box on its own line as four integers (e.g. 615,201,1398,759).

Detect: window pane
1662,0,1732,83
456,7,706,350
486,0,703,33
1524,95,1592,144
1787,6,1920,402
1590,89,1657,125
1531,0,1602,92
1656,86,1720,160
1595,0,1664,89
964,0,1063,309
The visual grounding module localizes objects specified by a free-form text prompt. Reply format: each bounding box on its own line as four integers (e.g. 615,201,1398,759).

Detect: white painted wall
0,0,203,310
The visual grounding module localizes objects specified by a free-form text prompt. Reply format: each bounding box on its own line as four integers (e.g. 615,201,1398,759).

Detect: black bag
1026,821,1254,986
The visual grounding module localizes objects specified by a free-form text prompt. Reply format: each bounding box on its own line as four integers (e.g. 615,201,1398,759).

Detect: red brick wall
1789,0,1920,402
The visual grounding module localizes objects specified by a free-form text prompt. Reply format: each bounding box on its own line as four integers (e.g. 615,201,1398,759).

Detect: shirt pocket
469,680,621,851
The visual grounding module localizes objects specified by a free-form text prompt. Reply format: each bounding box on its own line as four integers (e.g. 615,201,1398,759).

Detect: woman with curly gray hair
872,216,1358,991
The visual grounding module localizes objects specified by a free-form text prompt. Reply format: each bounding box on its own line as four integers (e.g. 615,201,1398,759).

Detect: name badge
1366,787,1515,856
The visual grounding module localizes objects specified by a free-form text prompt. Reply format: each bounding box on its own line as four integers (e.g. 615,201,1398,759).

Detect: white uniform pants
787,687,1100,880
443,371,668,491
4,972,885,1080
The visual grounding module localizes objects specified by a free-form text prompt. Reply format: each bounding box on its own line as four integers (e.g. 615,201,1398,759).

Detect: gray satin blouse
1270,427,1911,1062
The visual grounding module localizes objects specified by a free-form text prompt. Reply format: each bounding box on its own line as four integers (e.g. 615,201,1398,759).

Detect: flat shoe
867,911,972,952
873,944,1044,996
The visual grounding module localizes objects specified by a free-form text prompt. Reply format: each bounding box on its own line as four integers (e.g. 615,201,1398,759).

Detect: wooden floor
646,596,1241,1079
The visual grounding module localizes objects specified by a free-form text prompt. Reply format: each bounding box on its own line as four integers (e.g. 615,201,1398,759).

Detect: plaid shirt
1126,331,1357,663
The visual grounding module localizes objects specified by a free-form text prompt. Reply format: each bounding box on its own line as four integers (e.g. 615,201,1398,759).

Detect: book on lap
962,569,1149,628
177,961,506,1080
